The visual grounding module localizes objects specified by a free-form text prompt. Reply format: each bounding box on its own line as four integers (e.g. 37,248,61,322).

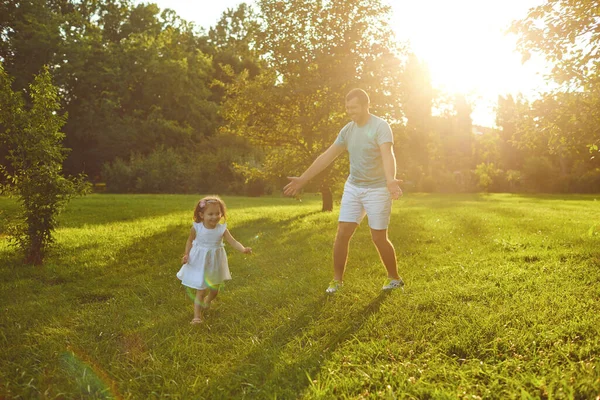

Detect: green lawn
1,193,599,399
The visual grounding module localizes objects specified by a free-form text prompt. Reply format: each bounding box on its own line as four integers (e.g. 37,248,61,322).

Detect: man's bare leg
370,228,400,279
333,222,359,281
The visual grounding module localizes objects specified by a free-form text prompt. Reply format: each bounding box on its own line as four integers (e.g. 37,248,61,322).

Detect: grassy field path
1,193,599,399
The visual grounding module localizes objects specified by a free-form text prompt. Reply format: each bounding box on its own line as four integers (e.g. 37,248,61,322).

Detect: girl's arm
223,229,252,254
181,227,196,263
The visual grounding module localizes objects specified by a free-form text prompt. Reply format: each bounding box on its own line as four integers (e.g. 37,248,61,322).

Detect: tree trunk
321,185,333,212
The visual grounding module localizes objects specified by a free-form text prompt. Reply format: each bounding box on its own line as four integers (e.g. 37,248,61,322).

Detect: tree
1,0,225,179
207,3,262,103
511,0,600,90
400,54,434,186
221,0,405,210
56,1,218,178
0,0,67,92
496,94,526,171
511,0,600,159
0,64,88,265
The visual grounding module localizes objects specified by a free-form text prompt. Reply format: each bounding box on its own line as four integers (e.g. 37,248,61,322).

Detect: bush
420,176,436,192
102,158,134,193
522,156,559,192
506,170,522,192
130,148,187,193
102,135,257,194
104,148,189,193
474,163,509,192
574,168,600,193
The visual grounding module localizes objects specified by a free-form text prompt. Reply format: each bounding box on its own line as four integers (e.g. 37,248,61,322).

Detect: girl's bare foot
190,317,203,325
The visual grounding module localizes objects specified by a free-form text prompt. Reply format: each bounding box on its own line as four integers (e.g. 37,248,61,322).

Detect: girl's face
200,203,222,228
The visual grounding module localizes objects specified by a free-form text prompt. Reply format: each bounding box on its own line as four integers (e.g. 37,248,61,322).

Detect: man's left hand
387,179,403,200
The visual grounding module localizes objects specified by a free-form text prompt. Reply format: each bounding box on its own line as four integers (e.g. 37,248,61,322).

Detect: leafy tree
511,0,600,89
400,54,434,186
452,94,474,172
511,0,600,158
57,1,219,178
0,64,89,265
221,0,405,210
1,0,224,180
207,3,262,103
423,95,475,191
0,0,68,91
495,95,526,171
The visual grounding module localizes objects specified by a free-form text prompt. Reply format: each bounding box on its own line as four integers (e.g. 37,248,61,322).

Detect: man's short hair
345,88,370,106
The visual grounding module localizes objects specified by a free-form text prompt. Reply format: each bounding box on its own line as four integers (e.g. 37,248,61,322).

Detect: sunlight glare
390,0,548,125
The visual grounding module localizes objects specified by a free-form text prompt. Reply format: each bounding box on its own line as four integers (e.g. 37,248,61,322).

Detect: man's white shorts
338,181,392,230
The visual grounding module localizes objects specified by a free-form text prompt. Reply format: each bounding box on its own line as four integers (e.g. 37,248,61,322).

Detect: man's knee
336,223,357,241
370,229,390,246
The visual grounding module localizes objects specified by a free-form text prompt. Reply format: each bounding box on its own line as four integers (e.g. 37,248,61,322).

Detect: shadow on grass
0,204,400,398
202,291,392,399
0,207,325,327
56,194,321,229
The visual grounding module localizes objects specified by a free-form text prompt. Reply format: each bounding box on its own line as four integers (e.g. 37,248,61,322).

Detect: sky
143,0,551,127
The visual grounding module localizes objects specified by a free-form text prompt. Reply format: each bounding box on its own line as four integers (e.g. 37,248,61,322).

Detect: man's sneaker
382,278,404,291
326,280,343,293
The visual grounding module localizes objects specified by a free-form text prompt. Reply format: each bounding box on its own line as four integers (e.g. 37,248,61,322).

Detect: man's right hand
283,177,306,196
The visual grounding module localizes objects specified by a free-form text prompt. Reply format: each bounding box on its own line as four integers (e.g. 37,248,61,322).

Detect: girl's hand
242,247,252,254
181,254,189,264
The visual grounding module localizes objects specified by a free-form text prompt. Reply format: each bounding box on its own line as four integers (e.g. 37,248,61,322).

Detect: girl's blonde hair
193,196,227,223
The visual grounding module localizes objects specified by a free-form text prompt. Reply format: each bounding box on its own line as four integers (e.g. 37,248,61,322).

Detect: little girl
177,196,251,324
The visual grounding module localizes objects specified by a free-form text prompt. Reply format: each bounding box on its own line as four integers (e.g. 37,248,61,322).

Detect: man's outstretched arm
284,143,345,196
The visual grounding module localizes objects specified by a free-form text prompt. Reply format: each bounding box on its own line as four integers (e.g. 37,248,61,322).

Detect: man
284,88,404,293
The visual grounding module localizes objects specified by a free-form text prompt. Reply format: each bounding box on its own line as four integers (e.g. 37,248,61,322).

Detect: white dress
177,222,231,290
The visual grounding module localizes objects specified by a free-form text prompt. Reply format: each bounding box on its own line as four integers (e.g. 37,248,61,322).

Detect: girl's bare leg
204,289,219,308
192,289,208,323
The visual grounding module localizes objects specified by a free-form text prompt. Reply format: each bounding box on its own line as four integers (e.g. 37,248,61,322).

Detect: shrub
0,66,89,265
102,158,134,193
102,135,256,194
506,170,522,192
522,156,559,192
575,168,600,193
474,163,508,192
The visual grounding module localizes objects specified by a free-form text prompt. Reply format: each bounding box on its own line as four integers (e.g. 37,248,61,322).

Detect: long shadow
0,207,326,327
505,193,600,202
59,208,331,328
275,292,392,396
445,208,493,238
200,292,392,399
0,204,399,398
225,210,327,249
52,194,310,230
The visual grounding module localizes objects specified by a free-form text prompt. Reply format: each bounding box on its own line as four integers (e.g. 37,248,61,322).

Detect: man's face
345,97,368,123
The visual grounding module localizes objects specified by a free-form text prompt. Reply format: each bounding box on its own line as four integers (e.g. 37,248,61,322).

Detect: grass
0,193,599,399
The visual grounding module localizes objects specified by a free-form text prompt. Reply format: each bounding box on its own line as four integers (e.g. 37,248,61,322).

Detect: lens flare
251,232,262,242
184,283,221,306
203,277,223,290
60,350,121,399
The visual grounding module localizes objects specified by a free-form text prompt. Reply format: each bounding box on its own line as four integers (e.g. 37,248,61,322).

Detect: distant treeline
1,0,599,198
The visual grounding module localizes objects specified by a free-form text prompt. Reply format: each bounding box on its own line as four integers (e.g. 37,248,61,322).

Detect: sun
389,0,548,126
